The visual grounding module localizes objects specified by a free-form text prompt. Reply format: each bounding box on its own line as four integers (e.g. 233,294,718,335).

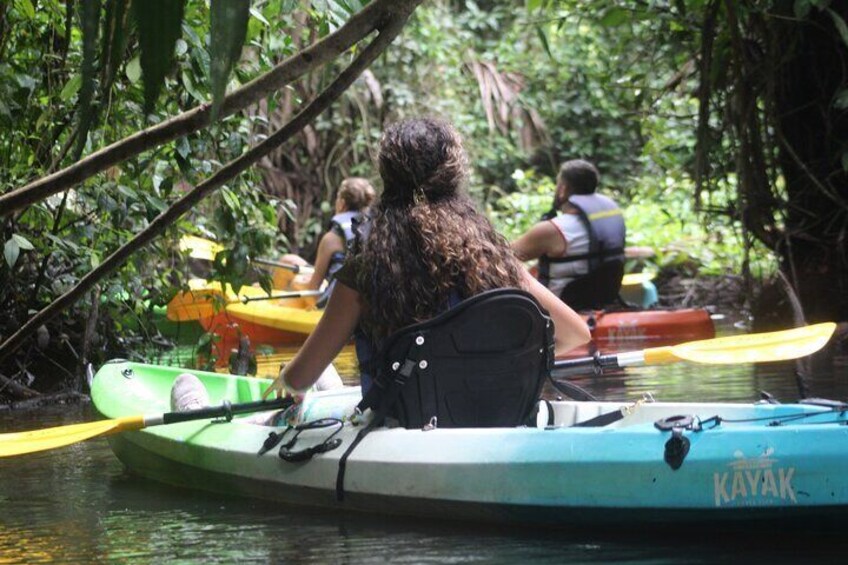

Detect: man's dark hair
557,159,599,195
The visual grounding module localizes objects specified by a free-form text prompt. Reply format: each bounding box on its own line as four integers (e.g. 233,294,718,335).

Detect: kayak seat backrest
375,288,554,429
560,260,625,311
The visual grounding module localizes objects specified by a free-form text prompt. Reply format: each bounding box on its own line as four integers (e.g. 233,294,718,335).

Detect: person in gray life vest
281,177,376,306
511,159,626,311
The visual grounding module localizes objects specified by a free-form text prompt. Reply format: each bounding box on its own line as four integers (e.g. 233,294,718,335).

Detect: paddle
0,396,293,458
239,290,323,304
252,257,315,275
551,322,836,378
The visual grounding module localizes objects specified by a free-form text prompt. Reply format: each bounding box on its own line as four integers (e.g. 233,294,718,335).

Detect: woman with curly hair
264,118,590,399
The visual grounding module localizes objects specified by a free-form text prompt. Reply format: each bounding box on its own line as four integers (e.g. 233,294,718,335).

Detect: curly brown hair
355,118,524,340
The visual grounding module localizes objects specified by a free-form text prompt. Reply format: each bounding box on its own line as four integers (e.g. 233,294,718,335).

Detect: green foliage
133,0,187,113
209,0,250,118
0,0,295,384
490,167,778,278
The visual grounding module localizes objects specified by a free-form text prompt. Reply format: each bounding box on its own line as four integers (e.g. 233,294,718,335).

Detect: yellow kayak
166,278,321,335
224,300,322,336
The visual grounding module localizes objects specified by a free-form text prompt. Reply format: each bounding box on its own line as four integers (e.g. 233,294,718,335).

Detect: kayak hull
92,361,848,528
107,430,848,527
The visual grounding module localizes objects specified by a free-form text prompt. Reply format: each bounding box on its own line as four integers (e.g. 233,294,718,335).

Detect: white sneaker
170,373,210,412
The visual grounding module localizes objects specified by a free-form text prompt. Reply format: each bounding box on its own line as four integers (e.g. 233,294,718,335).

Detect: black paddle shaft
162,397,293,425
240,291,320,304
551,354,623,378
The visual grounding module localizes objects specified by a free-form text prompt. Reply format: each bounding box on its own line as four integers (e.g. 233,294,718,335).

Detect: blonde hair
337,177,376,211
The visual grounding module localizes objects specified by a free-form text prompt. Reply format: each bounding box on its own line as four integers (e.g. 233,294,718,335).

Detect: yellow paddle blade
621,272,656,287
179,235,222,262
0,415,145,457
665,322,837,364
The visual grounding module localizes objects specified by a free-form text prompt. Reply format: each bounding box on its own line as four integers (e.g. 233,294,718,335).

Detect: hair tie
413,186,426,205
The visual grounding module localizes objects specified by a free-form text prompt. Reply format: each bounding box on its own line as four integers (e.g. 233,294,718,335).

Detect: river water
1,320,846,563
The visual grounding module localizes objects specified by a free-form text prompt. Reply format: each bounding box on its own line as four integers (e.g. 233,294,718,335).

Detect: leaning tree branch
0,0,408,217
0,0,422,366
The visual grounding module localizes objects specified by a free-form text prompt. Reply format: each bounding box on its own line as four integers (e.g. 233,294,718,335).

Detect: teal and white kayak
91,361,848,527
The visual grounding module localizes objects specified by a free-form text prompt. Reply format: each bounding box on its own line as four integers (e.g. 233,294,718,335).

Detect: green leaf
210,0,250,119
181,70,205,103
133,0,186,113
125,56,141,83
827,8,848,48
12,234,34,250
249,6,270,26
4,238,20,268
536,26,553,60
600,7,629,27
221,187,241,211
835,88,848,110
60,75,82,101
16,0,35,19
794,0,812,19
117,184,139,200
101,0,130,91
75,0,101,159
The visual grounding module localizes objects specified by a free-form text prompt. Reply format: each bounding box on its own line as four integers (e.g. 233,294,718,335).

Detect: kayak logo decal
713,448,796,507
606,322,645,343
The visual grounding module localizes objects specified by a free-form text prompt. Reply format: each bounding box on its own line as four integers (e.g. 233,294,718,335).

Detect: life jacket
317,211,364,307
538,193,626,310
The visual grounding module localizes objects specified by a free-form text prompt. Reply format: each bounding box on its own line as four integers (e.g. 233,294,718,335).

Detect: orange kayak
569,308,715,358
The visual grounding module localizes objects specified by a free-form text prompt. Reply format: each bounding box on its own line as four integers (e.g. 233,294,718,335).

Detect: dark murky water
1,319,846,563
